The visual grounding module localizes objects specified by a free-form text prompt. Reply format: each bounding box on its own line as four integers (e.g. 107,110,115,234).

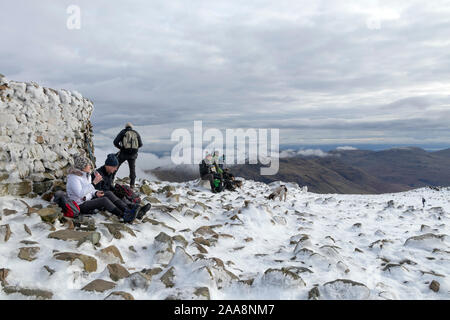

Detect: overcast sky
1,0,449,153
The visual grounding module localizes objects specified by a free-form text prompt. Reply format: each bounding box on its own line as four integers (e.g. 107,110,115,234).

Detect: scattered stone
129,246,137,253
107,264,130,282
145,196,161,204
155,232,173,245
53,252,97,273
322,279,370,300
308,286,320,300
82,279,116,293
1,224,12,242
18,247,40,261
105,291,135,300
429,280,440,292
43,265,55,276
262,268,306,288
404,233,446,248
141,267,163,278
369,239,393,249
3,286,53,299
172,235,188,248
140,184,154,196
194,226,219,239
142,218,176,232
3,209,17,216
36,206,63,224
194,243,208,254
194,237,211,247
193,287,210,300
48,230,101,247
420,270,445,278
239,279,255,286
244,237,253,242
160,266,176,288
183,209,201,219
0,268,10,285
194,201,210,211
126,272,151,290
20,240,39,245
24,224,32,236
102,223,136,239
100,245,125,264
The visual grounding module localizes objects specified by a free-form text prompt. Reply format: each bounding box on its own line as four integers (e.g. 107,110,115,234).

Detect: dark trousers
201,173,215,191
79,191,128,217
118,151,137,186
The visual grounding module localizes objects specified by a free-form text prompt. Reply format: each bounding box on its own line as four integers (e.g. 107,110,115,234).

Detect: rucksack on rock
122,130,139,150
53,191,81,218
114,184,141,204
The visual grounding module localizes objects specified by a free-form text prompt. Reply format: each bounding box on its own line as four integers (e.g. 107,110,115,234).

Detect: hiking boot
136,203,151,220
123,204,139,223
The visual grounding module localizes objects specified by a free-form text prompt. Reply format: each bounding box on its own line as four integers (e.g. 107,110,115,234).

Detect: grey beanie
125,122,133,128
73,155,91,170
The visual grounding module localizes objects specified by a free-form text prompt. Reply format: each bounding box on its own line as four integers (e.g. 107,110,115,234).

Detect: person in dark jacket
113,122,143,189
92,153,119,192
92,153,151,220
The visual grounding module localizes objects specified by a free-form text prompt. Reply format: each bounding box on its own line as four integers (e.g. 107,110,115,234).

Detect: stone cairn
0,73,95,199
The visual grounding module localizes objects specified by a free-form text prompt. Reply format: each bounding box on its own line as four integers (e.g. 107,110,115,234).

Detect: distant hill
149,147,450,194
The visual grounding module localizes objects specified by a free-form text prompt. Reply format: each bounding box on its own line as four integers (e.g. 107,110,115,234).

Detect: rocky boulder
53,252,97,273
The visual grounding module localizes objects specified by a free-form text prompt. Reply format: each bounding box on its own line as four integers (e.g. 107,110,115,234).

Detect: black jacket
113,128,143,155
92,165,116,192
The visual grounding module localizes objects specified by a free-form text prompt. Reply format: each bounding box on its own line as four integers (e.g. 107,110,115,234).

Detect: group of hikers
57,122,149,224
199,151,241,193
58,122,241,224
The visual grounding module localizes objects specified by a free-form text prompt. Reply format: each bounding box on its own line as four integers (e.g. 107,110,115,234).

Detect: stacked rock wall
0,73,95,198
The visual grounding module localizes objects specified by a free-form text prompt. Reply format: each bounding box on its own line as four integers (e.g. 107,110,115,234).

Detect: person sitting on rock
66,154,138,223
91,153,151,220
199,153,223,193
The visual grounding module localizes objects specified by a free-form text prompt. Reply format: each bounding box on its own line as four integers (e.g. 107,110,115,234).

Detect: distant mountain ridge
149,147,450,194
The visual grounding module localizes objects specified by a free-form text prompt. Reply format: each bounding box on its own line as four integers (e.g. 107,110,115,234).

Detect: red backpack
114,184,141,204
53,191,81,218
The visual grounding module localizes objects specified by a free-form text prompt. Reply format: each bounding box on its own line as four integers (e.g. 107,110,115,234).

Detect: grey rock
48,230,101,247
107,264,130,282
3,286,53,299
53,252,97,273
18,247,40,261
104,291,135,300
429,280,440,292
82,279,116,293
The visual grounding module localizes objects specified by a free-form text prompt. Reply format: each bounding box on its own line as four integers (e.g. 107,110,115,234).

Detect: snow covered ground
0,178,449,300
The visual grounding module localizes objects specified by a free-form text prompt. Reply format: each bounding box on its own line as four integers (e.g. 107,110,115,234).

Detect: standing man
113,122,143,189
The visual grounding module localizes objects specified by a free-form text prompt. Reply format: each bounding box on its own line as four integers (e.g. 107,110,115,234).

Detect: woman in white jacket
66,155,138,223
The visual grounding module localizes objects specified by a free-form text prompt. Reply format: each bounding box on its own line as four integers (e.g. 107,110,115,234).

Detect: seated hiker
212,151,239,192
91,153,151,220
66,154,139,223
199,153,224,193
222,168,237,191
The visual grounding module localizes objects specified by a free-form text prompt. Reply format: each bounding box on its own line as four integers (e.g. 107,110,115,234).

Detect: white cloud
336,146,359,151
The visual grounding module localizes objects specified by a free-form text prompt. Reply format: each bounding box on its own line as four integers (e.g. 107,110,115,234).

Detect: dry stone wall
0,73,95,198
